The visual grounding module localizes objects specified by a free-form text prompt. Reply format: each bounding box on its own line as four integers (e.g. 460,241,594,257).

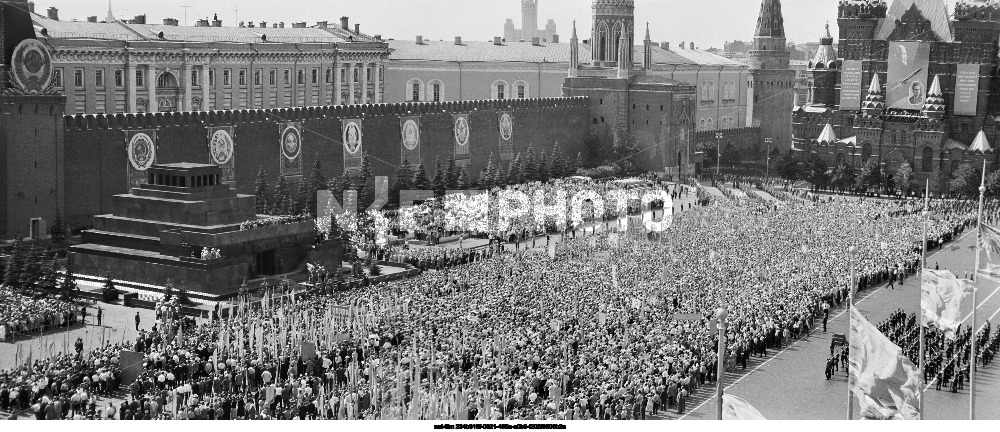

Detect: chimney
454,36,462,45
46,7,58,20
532,37,540,46
212,18,222,27
293,22,306,28
551,34,559,43
374,34,381,40
196,19,210,27
27,1,35,13
278,22,285,28
163,18,179,26
415,35,423,44
354,23,360,34
87,16,97,23
494,36,502,45
690,42,695,50
272,23,278,28
133,15,146,24
260,21,267,28
239,22,245,28
247,22,255,28
340,16,349,30
661,42,670,50
317,21,328,29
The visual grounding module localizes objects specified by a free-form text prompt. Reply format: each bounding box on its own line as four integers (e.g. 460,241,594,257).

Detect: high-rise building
504,0,558,42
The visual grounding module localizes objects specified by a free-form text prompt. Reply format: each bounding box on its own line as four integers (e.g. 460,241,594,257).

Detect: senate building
794,0,1000,191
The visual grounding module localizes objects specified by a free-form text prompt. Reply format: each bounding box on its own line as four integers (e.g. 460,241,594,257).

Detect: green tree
523,147,538,182
272,175,293,215
359,153,376,211
3,237,26,289
456,167,470,190
60,265,78,300
309,158,327,215
893,162,914,196
50,210,66,247
295,173,311,215
254,166,270,214
341,170,356,197
507,153,524,185
831,161,857,192
40,260,58,291
391,157,414,206
805,153,830,189
855,159,881,192
583,133,604,167
776,152,802,181
537,150,550,182
986,169,1000,198
949,162,981,198
328,172,344,205
21,245,44,289
549,143,565,179
412,161,431,191
445,154,459,190
931,166,948,197
480,154,498,189
431,156,446,197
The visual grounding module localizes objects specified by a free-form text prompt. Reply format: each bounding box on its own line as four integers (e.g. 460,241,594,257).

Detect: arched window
922,147,934,172
708,81,715,101
491,80,509,100
427,79,444,102
597,21,610,62
156,72,178,88
610,21,623,63
699,119,705,130
513,80,529,99
405,79,424,102
706,118,714,129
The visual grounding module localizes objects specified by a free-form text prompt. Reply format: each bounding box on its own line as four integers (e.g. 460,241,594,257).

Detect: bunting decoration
453,113,471,165
207,126,236,184
279,121,303,177
343,118,364,172
400,116,421,164
498,111,514,161
125,129,158,190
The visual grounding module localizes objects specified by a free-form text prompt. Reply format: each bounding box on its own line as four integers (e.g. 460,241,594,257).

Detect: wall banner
886,41,930,110
125,129,157,191
342,118,364,172
453,113,471,165
498,111,514,161
279,122,303,177
954,63,981,117
399,116,421,164
839,60,863,111
207,126,236,184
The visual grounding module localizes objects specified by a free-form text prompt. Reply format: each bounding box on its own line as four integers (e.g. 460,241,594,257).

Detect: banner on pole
498,111,514,161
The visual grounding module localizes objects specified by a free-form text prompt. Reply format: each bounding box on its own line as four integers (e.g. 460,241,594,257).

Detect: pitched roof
31,13,372,44
971,130,992,152
388,39,744,67
817,123,837,143
876,0,953,42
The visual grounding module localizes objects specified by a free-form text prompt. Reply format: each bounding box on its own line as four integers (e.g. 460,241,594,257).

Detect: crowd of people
0,287,82,342
0,177,989,421
878,310,999,393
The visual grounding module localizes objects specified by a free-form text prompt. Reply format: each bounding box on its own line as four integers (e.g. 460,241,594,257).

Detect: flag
612,264,619,289
921,269,975,340
980,222,1000,276
547,243,556,259
848,306,921,420
722,394,766,420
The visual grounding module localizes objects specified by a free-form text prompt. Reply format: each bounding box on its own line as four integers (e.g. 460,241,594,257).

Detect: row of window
55,65,383,90
403,79,530,102
698,117,737,130
700,80,738,101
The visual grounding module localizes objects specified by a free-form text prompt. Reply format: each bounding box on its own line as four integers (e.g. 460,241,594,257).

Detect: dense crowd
0,287,81,342
0,180,986,421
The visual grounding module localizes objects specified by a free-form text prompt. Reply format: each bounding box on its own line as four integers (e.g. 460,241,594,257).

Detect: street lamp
764,138,773,179
716,307,729,420
716,132,724,178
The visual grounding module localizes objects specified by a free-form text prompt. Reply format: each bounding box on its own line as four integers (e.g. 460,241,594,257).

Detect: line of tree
2,237,77,299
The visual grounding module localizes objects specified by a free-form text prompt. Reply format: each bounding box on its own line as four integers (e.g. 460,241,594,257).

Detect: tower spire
643,22,653,71
106,0,115,22
922,75,945,119
861,74,885,117
569,20,579,78
754,0,786,38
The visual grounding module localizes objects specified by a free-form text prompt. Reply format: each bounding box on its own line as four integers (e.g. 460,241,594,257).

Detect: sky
36,0,966,49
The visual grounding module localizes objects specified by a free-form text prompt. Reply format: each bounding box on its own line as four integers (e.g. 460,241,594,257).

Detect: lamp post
716,307,728,420
847,245,857,420
716,132,723,178
764,138,772,179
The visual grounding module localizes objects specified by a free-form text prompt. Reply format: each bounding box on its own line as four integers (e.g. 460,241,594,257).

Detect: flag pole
847,244,857,420
918,178,929,420
971,159,986,420
716,307,728,420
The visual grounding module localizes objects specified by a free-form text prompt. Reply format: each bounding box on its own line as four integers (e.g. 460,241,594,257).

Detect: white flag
722,394,766,420
849,306,921,420
921,269,975,340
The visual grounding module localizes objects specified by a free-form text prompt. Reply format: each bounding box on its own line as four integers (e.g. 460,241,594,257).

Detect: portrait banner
207,126,236,184
279,122,303,177
886,41,930,110
125,129,157,191
342,118,364,172
453,113,471,165
498,111,514,161
399,116,421,164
